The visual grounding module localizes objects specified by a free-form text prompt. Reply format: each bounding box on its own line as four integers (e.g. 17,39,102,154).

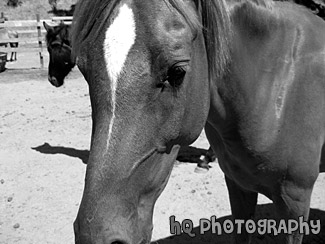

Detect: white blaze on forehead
103,3,136,149
104,4,136,82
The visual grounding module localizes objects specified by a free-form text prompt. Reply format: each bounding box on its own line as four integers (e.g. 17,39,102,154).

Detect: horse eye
167,65,187,88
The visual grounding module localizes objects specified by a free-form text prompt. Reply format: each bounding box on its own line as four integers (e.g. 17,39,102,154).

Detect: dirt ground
0,53,325,244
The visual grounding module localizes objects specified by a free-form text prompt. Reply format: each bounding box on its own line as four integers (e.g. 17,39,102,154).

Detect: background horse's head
44,22,75,87
72,0,229,243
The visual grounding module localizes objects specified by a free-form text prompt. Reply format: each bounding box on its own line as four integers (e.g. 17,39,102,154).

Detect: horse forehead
103,3,136,83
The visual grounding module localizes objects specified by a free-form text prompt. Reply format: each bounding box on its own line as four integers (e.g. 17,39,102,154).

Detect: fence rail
0,14,73,68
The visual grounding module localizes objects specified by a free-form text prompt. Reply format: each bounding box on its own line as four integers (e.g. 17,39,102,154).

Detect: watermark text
169,216,321,237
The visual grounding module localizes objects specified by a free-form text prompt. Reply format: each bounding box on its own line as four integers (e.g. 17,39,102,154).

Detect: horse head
44,21,75,87
71,0,229,243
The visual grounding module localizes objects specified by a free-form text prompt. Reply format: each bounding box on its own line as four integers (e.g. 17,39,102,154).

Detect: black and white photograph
1,0,325,243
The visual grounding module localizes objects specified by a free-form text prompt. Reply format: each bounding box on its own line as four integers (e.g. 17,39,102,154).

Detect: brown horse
71,0,325,243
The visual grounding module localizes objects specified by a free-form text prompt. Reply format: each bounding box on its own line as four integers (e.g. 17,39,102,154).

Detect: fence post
36,14,44,68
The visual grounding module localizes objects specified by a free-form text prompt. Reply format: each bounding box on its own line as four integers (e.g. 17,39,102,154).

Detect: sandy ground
0,53,325,244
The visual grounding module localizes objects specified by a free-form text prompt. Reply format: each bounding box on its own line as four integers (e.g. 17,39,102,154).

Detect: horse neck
208,1,280,128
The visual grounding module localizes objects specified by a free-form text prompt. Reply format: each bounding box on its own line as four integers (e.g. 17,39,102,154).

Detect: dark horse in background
70,0,325,243
43,22,75,87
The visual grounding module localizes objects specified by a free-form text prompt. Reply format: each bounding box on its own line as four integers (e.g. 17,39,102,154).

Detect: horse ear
43,21,53,32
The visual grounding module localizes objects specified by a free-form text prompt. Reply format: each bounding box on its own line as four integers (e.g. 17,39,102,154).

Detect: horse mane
229,0,277,38
168,0,231,79
71,0,231,80
198,0,231,79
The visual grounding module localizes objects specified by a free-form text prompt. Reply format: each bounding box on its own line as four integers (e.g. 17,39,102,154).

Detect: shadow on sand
31,143,213,165
152,204,325,244
31,144,324,243
32,142,89,164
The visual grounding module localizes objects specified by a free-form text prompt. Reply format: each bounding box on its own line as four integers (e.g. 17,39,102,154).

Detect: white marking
275,59,295,120
103,4,136,148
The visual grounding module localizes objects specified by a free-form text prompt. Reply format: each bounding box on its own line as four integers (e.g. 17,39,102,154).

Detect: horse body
0,28,18,61
206,3,325,242
211,0,325,186
71,0,325,243
43,22,75,87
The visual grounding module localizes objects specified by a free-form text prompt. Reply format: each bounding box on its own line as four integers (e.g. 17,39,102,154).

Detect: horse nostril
49,76,56,82
48,76,61,87
111,241,126,244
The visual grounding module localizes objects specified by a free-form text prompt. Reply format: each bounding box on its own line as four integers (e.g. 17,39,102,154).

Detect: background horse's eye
167,65,187,88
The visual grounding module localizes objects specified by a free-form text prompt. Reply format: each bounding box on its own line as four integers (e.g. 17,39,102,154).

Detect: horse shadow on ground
31,143,213,166
152,204,325,244
31,142,89,164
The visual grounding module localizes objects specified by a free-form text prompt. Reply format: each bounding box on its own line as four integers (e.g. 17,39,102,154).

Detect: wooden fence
0,13,72,68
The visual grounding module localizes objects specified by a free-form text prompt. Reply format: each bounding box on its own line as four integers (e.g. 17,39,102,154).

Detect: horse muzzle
48,76,63,87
